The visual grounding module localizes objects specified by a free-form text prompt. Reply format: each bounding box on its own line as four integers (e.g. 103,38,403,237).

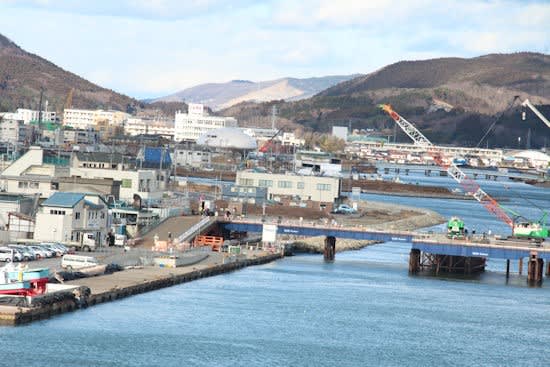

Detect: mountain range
0,33,185,117
152,75,358,110
222,53,550,148
0,30,548,148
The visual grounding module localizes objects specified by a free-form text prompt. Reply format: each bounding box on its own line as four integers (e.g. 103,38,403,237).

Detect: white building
174,103,237,142
124,118,175,138
71,152,168,201
332,126,348,141
63,109,129,130
173,148,212,168
0,118,34,144
34,192,109,246
280,132,305,147
0,108,56,124
236,170,341,204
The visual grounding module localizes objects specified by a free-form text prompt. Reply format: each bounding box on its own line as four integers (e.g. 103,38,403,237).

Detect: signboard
262,224,278,243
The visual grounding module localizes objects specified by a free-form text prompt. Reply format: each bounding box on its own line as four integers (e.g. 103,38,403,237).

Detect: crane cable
501,183,546,220
476,95,520,148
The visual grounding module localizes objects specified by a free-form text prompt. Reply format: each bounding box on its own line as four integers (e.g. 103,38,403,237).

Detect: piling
323,236,336,262
519,258,523,275
527,251,543,285
506,259,510,278
546,262,550,277
409,249,421,274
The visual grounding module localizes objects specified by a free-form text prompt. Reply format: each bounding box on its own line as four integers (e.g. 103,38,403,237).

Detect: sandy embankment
289,200,445,254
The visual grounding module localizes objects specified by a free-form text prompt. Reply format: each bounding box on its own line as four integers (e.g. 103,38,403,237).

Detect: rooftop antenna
271,105,277,130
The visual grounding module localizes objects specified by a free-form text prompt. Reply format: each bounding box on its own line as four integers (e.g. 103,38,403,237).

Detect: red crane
380,104,514,228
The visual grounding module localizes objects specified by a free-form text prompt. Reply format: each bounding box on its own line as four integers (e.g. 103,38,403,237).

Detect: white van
61,254,99,270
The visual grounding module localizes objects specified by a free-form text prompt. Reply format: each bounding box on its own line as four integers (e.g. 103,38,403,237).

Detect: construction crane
259,127,284,153
379,104,514,228
380,103,549,241
521,99,550,129
65,88,74,111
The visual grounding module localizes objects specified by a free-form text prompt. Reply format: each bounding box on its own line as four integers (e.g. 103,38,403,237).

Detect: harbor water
1,176,549,366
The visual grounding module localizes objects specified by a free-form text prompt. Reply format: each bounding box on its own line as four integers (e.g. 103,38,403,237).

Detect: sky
0,0,548,99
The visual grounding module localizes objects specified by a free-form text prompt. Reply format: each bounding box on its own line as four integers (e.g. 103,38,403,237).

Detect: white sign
262,224,278,243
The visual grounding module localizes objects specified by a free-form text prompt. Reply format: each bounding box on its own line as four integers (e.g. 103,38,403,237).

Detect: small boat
0,266,49,296
0,281,31,296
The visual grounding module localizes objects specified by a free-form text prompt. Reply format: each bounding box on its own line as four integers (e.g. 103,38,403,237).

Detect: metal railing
176,217,213,243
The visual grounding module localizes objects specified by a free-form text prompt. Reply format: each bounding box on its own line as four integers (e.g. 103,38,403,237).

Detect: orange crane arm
380,104,514,228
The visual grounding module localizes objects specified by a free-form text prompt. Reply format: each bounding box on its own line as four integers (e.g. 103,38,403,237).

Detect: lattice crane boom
379,104,514,228
522,99,550,129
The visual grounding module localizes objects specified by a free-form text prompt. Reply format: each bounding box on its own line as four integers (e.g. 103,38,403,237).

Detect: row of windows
50,210,66,215
87,211,105,220
18,181,39,189
239,178,330,191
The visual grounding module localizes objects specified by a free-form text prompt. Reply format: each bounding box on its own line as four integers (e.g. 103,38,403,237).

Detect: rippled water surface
1,177,549,366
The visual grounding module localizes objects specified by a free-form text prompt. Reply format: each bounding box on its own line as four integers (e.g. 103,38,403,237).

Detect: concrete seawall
0,252,282,326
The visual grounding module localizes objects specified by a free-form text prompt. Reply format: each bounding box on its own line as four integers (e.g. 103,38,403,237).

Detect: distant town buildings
0,108,56,124
63,108,129,130
125,117,175,138
174,103,237,142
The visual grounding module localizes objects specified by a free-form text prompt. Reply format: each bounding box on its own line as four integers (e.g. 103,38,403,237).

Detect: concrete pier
0,251,282,326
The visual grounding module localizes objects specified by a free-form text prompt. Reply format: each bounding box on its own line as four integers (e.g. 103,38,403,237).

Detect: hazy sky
0,0,548,98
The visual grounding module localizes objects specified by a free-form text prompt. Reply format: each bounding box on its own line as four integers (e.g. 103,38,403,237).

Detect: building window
75,212,80,220
29,182,39,189
316,183,331,191
121,179,132,188
297,182,305,190
258,179,273,188
18,181,28,188
239,178,254,186
278,180,292,189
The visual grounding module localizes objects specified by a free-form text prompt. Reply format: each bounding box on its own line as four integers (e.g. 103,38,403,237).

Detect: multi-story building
174,103,237,142
0,146,121,199
125,118,175,138
0,118,34,145
173,147,211,168
34,192,109,246
63,109,129,130
0,108,56,124
235,170,341,206
70,152,168,201
63,129,100,145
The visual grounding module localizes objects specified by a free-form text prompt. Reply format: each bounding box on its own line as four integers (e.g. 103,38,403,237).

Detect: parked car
332,204,357,214
39,243,64,257
0,247,19,262
27,245,51,259
8,245,35,261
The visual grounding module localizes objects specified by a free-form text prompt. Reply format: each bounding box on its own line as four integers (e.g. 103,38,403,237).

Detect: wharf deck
0,250,282,326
